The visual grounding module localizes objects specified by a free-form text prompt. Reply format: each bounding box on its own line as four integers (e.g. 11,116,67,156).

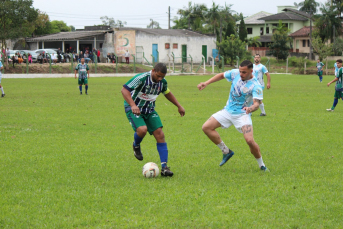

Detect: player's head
337,59,342,68
317,59,320,63
151,63,167,83
239,60,254,81
81,58,85,64
254,54,261,64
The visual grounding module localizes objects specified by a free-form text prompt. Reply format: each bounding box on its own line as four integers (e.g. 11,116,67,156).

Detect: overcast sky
32,0,329,30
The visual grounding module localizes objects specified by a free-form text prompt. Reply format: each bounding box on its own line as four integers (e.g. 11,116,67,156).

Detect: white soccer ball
142,162,159,178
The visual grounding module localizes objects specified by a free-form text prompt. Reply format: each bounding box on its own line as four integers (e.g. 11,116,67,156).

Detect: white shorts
212,109,252,133
0,76,2,84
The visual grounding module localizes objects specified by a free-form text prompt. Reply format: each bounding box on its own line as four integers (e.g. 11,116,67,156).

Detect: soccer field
1,74,342,228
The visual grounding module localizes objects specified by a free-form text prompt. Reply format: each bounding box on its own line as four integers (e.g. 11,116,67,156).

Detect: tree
332,38,343,56
115,20,127,28
100,16,115,27
0,0,38,50
246,36,262,47
206,2,220,34
147,20,161,29
314,2,342,42
298,0,319,13
69,25,76,32
33,11,53,36
50,20,71,33
217,34,248,65
238,14,247,42
173,2,207,32
268,21,292,60
311,35,333,61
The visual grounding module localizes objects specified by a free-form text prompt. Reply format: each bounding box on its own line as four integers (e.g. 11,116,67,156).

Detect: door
182,45,187,63
152,44,158,63
202,45,207,63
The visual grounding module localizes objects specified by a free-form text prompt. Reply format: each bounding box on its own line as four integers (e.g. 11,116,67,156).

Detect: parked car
35,49,64,61
19,50,38,63
8,50,20,58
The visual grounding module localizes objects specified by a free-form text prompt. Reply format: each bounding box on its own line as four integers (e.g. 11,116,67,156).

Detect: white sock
217,141,230,154
260,103,266,114
0,87,4,94
256,157,265,168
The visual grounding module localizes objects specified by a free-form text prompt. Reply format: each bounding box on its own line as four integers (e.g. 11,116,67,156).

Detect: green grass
1,74,343,228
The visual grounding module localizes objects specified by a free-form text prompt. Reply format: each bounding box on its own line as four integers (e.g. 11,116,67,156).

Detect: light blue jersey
334,63,339,76
0,61,2,82
223,69,263,115
253,64,268,89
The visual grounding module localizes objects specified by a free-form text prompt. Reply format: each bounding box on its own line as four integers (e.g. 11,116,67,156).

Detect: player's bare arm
243,99,262,114
327,78,338,87
266,72,271,89
121,87,141,115
74,70,77,79
164,92,185,117
87,70,90,78
197,73,225,90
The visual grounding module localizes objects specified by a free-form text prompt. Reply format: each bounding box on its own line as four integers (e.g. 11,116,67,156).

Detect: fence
0,52,339,76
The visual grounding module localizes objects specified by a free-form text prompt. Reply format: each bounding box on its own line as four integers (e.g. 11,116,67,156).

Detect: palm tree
206,2,221,34
315,2,342,42
298,0,320,13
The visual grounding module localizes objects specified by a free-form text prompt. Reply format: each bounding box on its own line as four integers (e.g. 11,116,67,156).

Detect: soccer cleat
133,142,143,161
260,166,270,172
1,94,5,97
219,150,234,166
326,108,334,112
80,92,82,95
86,92,88,95
260,113,267,116
161,166,174,177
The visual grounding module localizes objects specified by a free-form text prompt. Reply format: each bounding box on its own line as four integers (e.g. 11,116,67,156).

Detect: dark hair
255,54,261,57
154,63,167,74
240,60,253,69
337,59,342,63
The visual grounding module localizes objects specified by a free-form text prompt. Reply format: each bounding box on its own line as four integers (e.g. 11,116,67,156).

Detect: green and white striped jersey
123,71,168,114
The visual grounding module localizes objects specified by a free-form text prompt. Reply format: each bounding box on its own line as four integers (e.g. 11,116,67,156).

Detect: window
307,40,310,47
266,27,269,34
260,27,264,35
302,40,306,47
100,43,103,48
247,28,253,34
165,43,170,49
173,43,178,49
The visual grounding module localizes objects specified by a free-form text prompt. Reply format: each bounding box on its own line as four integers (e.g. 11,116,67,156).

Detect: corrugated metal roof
26,30,109,42
258,12,308,21
282,8,311,19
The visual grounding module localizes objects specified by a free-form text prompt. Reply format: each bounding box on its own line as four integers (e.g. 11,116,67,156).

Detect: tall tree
217,34,247,65
50,20,71,33
314,2,342,42
100,16,116,27
174,2,207,31
311,35,333,60
0,0,38,49
33,11,53,36
206,2,221,34
298,0,319,13
268,21,292,60
238,14,247,42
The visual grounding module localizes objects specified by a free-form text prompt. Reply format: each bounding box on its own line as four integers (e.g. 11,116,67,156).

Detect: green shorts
334,90,343,99
317,71,323,77
78,78,88,85
126,110,163,135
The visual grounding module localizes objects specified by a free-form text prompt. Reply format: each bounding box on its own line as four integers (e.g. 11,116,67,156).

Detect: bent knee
137,126,148,135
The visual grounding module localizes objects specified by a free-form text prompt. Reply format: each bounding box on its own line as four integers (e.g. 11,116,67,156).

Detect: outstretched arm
243,99,262,114
164,92,185,117
327,77,338,87
197,72,225,91
121,87,141,115
266,72,271,89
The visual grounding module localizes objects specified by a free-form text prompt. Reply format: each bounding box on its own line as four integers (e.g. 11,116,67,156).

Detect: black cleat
260,113,266,116
161,166,174,177
1,94,5,97
133,142,143,161
80,92,82,95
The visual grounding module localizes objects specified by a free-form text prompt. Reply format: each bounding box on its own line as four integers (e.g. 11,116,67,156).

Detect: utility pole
309,9,313,60
168,6,170,29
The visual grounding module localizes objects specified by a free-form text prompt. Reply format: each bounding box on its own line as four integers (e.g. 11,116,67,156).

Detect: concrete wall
135,31,216,64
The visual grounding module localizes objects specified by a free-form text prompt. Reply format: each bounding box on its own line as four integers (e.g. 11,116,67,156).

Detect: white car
35,49,64,61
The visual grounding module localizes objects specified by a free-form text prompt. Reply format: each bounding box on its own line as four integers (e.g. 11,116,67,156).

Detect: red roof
289,26,311,37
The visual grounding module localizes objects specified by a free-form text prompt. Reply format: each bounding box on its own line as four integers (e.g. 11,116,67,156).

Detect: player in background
197,60,269,172
0,60,4,97
316,59,325,83
334,62,339,77
121,63,185,177
253,54,270,116
75,58,89,95
326,59,343,111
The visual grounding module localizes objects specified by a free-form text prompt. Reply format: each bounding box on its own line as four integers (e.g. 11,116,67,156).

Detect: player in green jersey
121,63,185,177
327,59,343,111
75,58,90,95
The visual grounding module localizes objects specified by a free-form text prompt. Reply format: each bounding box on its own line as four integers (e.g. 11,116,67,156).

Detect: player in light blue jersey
0,60,4,97
198,60,268,172
253,54,270,116
334,62,339,77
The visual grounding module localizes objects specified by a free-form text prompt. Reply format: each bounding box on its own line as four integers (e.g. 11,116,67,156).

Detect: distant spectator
38,53,43,64
57,48,62,63
17,53,23,64
124,50,130,64
51,53,57,64
6,48,10,59
42,52,48,63
28,53,32,64
97,49,100,63
79,51,84,63
84,51,91,63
